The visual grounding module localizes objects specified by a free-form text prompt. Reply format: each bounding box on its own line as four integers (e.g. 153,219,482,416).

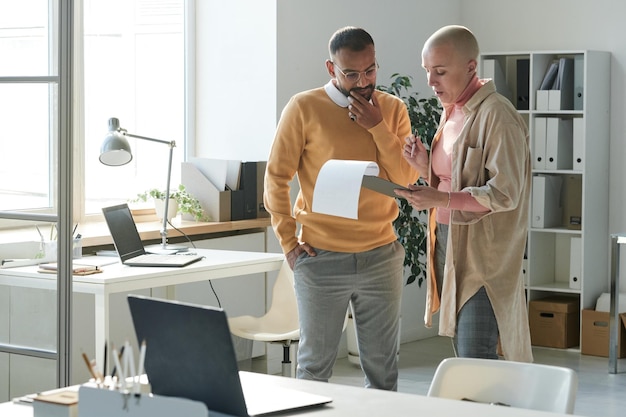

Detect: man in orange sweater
264,26,417,390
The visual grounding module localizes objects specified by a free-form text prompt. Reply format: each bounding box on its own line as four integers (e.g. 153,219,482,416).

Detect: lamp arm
121,131,176,249
123,132,175,148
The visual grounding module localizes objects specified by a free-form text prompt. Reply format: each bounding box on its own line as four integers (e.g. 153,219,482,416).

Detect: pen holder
78,385,208,417
37,239,82,261
73,238,82,259
40,241,56,262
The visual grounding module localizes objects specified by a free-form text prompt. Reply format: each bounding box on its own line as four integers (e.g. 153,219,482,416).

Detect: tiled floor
325,336,626,417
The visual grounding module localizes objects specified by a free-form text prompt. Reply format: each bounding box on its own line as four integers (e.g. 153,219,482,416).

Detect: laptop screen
102,203,146,261
127,295,331,417
127,295,249,417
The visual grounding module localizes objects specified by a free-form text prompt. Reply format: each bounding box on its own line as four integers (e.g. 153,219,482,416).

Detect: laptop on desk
102,203,204,267
127,295,332,417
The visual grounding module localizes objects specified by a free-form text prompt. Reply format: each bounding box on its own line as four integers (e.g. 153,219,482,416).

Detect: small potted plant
133,184,206,221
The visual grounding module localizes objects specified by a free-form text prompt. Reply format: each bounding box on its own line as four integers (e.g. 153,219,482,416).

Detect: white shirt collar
324,80,350,108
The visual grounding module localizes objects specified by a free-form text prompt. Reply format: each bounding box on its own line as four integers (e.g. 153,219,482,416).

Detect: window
83,0,185,215
0,0,57,213
0,0,185,221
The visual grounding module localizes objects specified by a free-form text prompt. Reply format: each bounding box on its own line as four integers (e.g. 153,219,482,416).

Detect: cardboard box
581,309,626,358
529,296,579,348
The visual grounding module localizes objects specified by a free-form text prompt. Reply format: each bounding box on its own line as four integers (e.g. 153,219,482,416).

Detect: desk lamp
99,117,186,253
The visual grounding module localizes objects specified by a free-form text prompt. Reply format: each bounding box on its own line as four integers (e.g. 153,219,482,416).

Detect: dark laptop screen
102,203,146,261
128,295,249,417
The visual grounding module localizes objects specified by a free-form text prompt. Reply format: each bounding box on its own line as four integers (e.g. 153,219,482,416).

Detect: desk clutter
182,158,269,222
0,225,84,269
37,263,103,276
35,257,118,275
29,385,208,417
29,339,210,417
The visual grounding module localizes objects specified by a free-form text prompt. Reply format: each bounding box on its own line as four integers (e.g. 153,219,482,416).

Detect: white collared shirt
324,80,350,107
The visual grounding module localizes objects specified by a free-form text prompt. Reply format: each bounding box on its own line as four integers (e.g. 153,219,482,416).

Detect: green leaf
377,74,442,286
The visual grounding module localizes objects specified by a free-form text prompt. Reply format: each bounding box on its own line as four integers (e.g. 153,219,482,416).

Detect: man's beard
337,84,375,102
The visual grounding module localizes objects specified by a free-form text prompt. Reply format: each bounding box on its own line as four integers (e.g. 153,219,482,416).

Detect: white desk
240,372,578,417
0,371,579,417
0,249,284,366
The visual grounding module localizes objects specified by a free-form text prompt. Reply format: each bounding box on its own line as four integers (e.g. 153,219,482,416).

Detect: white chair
228,259,350,377
427,357,578,414
228,259,300,377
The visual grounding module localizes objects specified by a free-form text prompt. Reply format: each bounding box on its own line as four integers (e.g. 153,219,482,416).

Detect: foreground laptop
127,295,332,417
102,203,204,267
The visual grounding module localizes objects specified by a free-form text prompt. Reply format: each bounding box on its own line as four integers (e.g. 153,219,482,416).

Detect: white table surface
0,371,580,417
239,371,579,417
0,249,284,366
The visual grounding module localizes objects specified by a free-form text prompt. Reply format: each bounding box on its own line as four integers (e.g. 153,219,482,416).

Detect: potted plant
133,184,206,221
377,74,442,286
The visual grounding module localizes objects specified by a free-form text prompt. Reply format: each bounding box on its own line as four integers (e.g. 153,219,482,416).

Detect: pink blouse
432,76,490,224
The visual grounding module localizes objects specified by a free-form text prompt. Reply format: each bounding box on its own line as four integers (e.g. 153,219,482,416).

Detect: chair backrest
427,357,578,414
264,259,300,332
263,259,349,336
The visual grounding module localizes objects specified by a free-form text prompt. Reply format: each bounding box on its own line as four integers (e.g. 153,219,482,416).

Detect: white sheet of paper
312,159,380,219
225,160,242,190
189,157,228,191
189,158,241,191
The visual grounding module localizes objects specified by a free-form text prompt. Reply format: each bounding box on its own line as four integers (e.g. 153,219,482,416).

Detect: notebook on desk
127,295,332,417
102,203,204,267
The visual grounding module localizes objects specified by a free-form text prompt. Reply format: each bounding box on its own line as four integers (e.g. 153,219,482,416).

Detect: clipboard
361,175,409,198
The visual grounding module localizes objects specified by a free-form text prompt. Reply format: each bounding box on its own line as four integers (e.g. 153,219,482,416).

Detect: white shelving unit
480,50,611,348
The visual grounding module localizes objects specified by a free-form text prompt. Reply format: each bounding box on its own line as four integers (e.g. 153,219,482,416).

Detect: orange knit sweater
264,86,417,254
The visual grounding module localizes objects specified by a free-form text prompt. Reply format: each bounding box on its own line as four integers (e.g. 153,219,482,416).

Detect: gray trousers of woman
435,223,499,359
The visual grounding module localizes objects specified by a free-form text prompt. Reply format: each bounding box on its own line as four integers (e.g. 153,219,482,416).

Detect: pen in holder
78,340,207,417
108,341,150,394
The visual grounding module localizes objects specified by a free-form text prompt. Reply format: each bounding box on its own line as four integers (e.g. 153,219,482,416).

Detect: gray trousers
293,241,404,390
435,223,499,359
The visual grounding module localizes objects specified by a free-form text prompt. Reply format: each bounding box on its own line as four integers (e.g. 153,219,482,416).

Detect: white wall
194,0,277,161
276,0,461,119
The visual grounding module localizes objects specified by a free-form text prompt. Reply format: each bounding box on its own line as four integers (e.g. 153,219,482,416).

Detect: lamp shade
98,117,185,252
99,118,133,166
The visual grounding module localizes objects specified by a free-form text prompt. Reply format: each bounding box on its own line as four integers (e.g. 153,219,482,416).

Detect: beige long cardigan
424,81,533,362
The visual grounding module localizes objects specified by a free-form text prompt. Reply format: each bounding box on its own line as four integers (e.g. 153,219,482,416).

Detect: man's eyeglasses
332,62,379,83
